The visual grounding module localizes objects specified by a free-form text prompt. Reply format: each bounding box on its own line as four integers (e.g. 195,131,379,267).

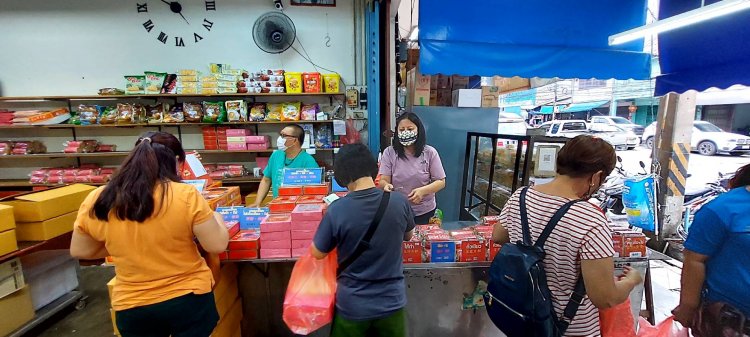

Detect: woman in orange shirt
70,131,229,337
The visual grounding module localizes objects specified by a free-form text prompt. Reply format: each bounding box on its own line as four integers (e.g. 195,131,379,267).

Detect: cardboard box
460,241,487,262
227,250,258,260
278,186,303,197
260,214,292,233
260,239,291,250
0,205,15,232
1,184,96,222
0,258,25,299
434,89,453,107
291,230,316,241
452,89,482,108
302,185,329,196
296,195,325,204
268,196,298,214
0,286,35,336
489,243,502,261
261,230,290,242
291,239,311,250
109,309,120,336
106,276,116,302
260,249,291,259
214,274,239,319
431,74,451,90
292,247,308,258
212,298,243,337
406,49,420,71
0,229,18,257
291,204,325,222
412,89,430,106
15,211,76,241
451,75,470,90
291,220,319,231
403,242,422,264
481,86,500,108
493,76,531,93
229,231,260,251
407,68,432,107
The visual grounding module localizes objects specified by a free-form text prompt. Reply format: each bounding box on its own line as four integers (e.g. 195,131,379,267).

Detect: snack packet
99,106,117,124
301,104,319,121
225,100,247,122
132,104,147,123
77,105,98,125
147,103,168,124
281,102,301,121
250,103,267,121
202,101,226,123
164,105,184,123
267,103,282,121
145,72,167,94
125,75,145,94
116,103,135,124
183,103,204,123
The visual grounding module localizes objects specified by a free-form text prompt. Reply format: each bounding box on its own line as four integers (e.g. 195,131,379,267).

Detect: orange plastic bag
283,249,338,335
637,316,689,337
600,298,636,337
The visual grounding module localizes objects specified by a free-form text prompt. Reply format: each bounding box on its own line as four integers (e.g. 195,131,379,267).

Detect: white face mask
277,136,288,151
398,130,418,146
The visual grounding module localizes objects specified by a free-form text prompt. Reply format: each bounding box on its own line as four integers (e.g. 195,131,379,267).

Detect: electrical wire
290,44,349,87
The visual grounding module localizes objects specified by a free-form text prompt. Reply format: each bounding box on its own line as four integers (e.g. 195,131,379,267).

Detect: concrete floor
26,261,684,337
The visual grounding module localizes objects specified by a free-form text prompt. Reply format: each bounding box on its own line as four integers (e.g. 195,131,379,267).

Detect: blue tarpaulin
559,100,609,113
655,0,750,95
419,0,652,80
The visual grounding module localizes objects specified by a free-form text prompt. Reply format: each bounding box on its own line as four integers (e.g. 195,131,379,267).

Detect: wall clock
136,1,217,47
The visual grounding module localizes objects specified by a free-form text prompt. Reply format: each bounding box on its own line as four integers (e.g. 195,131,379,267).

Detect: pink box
261,214,292,232
292,239,312,249
226,129,250,136
292,230,316,240
291,204,325,221
260,239,292,249
257,157,269,171
261,248,291,259
246,135,269,144
227,142,247,151
261,230,291,241
247,143,269,151
292,247,308,258
292,220,320,231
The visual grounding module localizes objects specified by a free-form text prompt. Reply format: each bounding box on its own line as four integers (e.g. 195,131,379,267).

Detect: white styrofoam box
452,89,482,108
20,250,78,310
0,258,25,300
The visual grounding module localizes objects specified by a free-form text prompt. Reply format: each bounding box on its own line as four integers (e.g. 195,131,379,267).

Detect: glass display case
459,132,570,220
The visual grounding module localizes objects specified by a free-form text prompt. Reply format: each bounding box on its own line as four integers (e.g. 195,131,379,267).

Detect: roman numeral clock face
137,1,216,47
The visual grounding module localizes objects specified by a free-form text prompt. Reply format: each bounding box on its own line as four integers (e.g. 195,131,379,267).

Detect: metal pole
652,92,696,245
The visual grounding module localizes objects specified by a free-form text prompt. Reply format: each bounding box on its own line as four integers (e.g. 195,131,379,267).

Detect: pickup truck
539,120,632,150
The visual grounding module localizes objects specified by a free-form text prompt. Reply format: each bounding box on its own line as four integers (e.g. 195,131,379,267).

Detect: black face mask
582,175,603,200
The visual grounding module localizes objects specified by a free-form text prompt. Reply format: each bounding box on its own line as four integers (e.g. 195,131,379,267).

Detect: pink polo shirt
378,145,446,216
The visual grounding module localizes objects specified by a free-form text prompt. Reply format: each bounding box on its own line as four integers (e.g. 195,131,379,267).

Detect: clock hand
178,12,190,25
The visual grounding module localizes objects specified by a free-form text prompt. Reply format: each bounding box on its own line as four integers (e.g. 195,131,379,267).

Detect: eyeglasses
279,133,296,138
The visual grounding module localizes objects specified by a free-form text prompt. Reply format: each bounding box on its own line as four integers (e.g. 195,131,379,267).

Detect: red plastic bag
283,249,338,335
637,316,689,337
600,298,636,337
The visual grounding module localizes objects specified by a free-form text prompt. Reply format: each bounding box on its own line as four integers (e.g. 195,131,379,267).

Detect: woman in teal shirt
250,124,318,206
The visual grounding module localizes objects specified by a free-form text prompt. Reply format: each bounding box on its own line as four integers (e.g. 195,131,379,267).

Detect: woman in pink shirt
379,113,446,224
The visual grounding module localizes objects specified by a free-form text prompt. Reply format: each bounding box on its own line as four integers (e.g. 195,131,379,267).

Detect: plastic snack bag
225,100,247,122
77,105,98,125
202,101,226,123
267,103,282,121
99,106,118,124
183,103,204,123
301,104,319,121
281,102,301,121
636,316,689,337
164,105,185,123
599,298,636,337
283,249,337,335
147,103,167,124
115,103,135,124
623,175,657,232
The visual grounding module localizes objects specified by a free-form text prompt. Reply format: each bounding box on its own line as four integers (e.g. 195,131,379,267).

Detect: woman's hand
384,183,394,192
408,187,427,204
672,305,698,328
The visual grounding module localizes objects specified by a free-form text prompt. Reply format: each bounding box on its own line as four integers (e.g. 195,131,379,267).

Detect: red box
291,204,325,221
228,250,258,260
261,230,291,241
460,240,487,262
622,233,647,258
218,251,229,260
228,230,260,251
303,184,329,195
489,243,502,261
481,215,501,227
202,126,217,136
278,186,304,196
297,195,325,204
269,196,298,213
291,230,316,240
225,221,241,238
292,247,309,258
292,239,311,250
403,241,422,264
612,233,624,258
260,213,292,232
292,220,319,231
260,239,291,249
261,249,291,259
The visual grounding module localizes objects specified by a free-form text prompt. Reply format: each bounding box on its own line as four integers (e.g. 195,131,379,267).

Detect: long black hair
92,131,185,222
392,112,427,159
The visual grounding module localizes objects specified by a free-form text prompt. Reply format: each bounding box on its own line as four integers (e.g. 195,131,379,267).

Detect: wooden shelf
0,148,338,159
0,119,337,129
0,176,265,188
0,92,345,101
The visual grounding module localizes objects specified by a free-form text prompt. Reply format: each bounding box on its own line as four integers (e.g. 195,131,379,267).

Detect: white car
540,120,631,150
590,116,646,142
643,120,750,156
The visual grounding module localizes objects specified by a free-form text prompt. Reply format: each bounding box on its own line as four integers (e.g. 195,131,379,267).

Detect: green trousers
330,308,407,337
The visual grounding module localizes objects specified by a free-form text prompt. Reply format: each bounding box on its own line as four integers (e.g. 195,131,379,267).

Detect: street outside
616,146,750,193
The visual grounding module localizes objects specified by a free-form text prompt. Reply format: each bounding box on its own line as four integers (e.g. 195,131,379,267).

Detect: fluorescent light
609,0,750,45
408,26,419,41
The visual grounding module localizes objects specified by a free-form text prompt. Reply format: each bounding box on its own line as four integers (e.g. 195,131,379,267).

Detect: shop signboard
571,79,614,103
498,88,536,107
282,168,324,186
430,241,456,263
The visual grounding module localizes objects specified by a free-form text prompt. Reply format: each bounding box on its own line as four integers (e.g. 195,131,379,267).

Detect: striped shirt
499,188,614,337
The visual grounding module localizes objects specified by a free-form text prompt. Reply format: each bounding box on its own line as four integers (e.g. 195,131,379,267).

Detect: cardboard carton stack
0,184,96,242
260,213,292,258
202,186,242,210
290,204,325,257
0,205,18,256
0,271,34,336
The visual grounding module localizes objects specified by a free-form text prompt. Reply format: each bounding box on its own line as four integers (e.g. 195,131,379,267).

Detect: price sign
282,168,324,186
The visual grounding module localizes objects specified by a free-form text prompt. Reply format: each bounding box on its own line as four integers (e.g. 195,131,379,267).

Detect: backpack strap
518,187,532,245
534,198,583,249
336,191,391,276
558,277,587,332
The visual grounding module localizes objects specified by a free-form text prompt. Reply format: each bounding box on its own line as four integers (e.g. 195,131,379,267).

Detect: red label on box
460,240,486,262
403,242,423,264
489,243,502,261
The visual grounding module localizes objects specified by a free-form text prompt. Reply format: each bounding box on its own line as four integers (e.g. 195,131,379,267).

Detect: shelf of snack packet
0,148,341,159
0,92,344,102
0,119,340,129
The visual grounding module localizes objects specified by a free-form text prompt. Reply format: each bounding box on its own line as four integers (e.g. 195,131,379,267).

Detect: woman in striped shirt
493,135,642,336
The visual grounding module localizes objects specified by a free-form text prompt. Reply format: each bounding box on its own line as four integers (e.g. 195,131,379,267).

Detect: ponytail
92,132,183,222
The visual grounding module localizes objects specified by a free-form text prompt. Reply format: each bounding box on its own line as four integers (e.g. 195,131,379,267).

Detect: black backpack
484,187,587,337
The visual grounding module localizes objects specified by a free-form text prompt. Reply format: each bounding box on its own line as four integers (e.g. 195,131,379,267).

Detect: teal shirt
263,150,319,198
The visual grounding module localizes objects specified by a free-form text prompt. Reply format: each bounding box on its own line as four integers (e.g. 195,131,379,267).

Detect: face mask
398,130,418,146
583,175,603,200
277,136,288,151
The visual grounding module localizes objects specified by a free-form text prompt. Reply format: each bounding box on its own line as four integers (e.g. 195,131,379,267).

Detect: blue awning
655,0,750,95
531,106,555,115
419,0,652,80
559,101,609,113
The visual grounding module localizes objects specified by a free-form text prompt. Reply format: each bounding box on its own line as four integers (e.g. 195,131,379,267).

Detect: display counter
232,255,650,337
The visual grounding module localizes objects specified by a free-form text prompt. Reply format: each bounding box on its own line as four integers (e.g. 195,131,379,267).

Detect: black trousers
115,292,219,337
413,209,436,225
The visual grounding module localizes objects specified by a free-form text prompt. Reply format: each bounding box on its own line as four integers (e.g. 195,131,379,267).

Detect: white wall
0,0,356,96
